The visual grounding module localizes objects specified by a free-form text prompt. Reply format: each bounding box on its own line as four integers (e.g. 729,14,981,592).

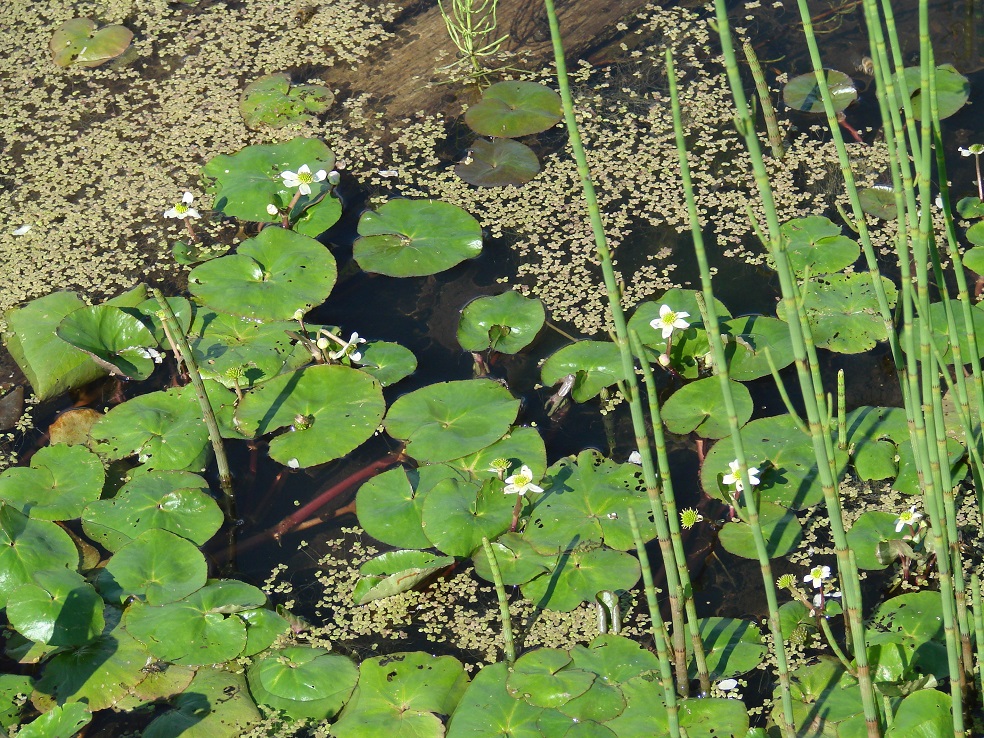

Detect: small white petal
298,164,312,174
12,225,31,235
287,458,300,469
628,451,642,464
182,191,194,204
718,679,738,691
298,183,312,196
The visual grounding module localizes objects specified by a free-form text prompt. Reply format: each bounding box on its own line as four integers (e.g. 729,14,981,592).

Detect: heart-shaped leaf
506,649,595,708
445,662,544,738
718,502,803,559
783,69,857,113
143,667,261,738
780,215,860,276
445,425,547,483
17,702,91,738
540,341,627,403
354,199,483,277
845,511,908,570
688,618,766,680
352,550,456,604
472,532,553,586
240,73,335,129
357,340,417,387
901,64,969,120
7,569,104,646
858,187,897,220
50,18,132,68
189,227,336,321
0,444,104,521
420,477,515,557
458,291,545,353
0,504,78,608
248,646,358,720
96,529,207,606
521,547,640,612
56,305,159,380
464,81,563,138
660,377,753,439
356,465,460,549
455,138,540,187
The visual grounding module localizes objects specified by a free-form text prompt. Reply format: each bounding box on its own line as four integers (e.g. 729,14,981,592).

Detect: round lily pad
472,532,553,586
858,187,898,220
0,505,78,608
384,378,520,463
352,550,456,605
783,69,857,113
235,364,384,468
901,64,969,120
50,18,133,68
900,298,984,363
124,580,266,665
292,193,343,237
354,199,483,277
0,444,104,521
464,81,563,138
521,547,640,612
570,634,662,684
718,502,803,559
689,618,766,680
445,662,545,738
606,676,749,737
248,647,358,720
357,340,417,387
56,305,159,380
240,73,335,130
16,702,91,738
81,470,221,552
203,137,335,222
91,384,210,471
456,138,541,187
458,291,545,353
660,377,752,439
776,273,898,354
540,341,627,403
356,464,460,549
189,227,336,321
96,529,208,606
7,569,104,646
780,215,860,276
143,667,261,738
957,197,984,219
445,425,547,483
132,295,193,345
845,511,907,570
964,246,984,274
420,477,515,557
239,607,292,657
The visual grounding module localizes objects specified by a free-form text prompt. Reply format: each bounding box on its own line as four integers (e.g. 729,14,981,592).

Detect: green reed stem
972,574,984,712
763,346,809,436
628,507,680,737
481,536,515,664
152,288,235,515
664,48,795,736
542,0,690,693
741,41,784,159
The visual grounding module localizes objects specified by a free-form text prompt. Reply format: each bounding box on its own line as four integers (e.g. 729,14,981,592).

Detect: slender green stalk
742,41,784,159
542,0,691,693
664,49,796,737
628,507,680,737
972,574,984,712
763,346,809,436
152,288,235,515
837,370,846,451
481,536,515,664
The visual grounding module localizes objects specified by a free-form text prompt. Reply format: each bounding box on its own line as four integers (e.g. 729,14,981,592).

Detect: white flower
503,465,543,495
651,304,691,340
717,678,738,692
281,164,327,195
627,451,642,465
164,191,201,220
378,169,399,178
935,193,944,210
721,459,760,492
329,332,367,363
813,591,841,609
266,203,280,216
959,144,984,157
287,458,300,469
803,565,831,589
894,505,923,533
12,224,31,235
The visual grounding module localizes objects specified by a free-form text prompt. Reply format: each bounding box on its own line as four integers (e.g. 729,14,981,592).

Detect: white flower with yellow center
721,459,760,492
651,304,690,340
281,164,327,195
503,465,543,496
164,191,201,220
329,332,366,363
803,565,831,589
894,505,923,533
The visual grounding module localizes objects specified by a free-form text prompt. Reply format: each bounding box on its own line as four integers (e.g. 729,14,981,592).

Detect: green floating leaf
240,73,335,129
235,364,384,468
900,298,984,363
777,273,898,353
7,569,104,647
957,196,984,219
189,227,336,321
144,667,262,738
132,295,193,345
96,529,207,606
521,546,640,612
846,511,907,570
421,477,514,557
292,192,343,238
702,414,841,510
354,199,483,277
358,340,417,387
124,580,266,665
962,245,984,272
384,378,519,463
718,502,803,559
248,646,358,720
446,661,545,738
49,18,132,68
203,137,335,222
780,215,860,275
783,69,857,113
56,304,159,380
3,292,107,401
689,618,766,680
92,384,210,471
858,187,898,220
33,612,152,712
458,291,545,354
187,310,307,390
464,81,563,138
0,444,104,521
661,377,752,439
456,138,541,187
570,634,661,685
541,341,627,402
901,64,969,120
17,701,91,738
356,465,459,550
885,690,951,738
718,315,796,381
524,449,656,552
0,504,78,608
445,425,547,483
506,649,594,708
870,591,944,646
553,679,625,723
0,673,34,729
239,607,292,657
777,658,864,735
607,675,749,737
472,532,553,586
352,550,455,605
332,653,469,738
